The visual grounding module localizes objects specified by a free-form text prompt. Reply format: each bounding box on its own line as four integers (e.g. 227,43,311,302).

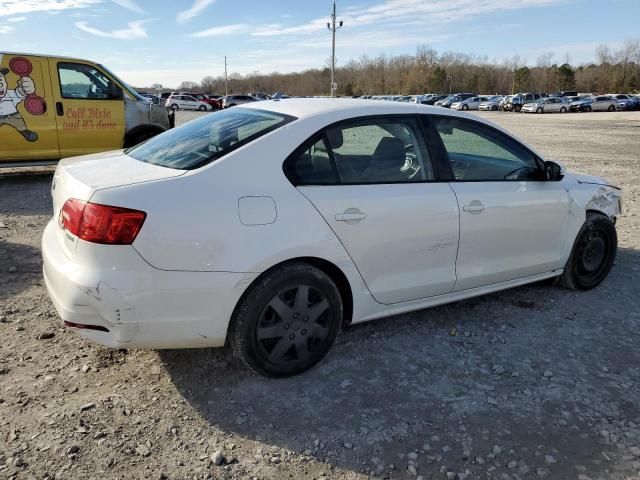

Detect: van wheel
199,105,207,111
123,130,158,148
559,212,617,291
230,262,342,377
170,104,179,110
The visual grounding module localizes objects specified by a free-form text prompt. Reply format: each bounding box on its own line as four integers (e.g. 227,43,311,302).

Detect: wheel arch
123,124,166,148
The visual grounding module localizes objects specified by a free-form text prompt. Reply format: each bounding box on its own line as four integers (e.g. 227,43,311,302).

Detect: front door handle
335,208,366,223
462,201,485,214
55,102,64,116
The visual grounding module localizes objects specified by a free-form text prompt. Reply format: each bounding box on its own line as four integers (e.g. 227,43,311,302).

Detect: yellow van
0,52,172,166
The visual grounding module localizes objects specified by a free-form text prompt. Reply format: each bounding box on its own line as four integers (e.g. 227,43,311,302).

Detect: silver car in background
479,96,504,111
589,95,618,112
451,96,490,111
521,97,568,114
222,94,259,108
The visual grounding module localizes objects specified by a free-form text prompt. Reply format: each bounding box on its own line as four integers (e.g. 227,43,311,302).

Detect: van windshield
126,108,296,170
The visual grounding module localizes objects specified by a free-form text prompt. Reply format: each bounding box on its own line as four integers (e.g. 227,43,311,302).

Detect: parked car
549,91,578,98
165,93,212,111
222,94,258,108
451,96,492,111
423,94,448,105
568,96,593,112
589,95,618,112
504,93,543,112
608,94,637,111
478,96,503,111
43,99,621,377
249,92,271,100
435,93,477,108
521,97,569,114
190,93,222,110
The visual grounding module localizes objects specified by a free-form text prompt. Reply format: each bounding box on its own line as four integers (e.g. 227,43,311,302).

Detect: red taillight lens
60,199,146,245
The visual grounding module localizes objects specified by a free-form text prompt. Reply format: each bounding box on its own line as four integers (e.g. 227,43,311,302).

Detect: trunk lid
51,150,185,258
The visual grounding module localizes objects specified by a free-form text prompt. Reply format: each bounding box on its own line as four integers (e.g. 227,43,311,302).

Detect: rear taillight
60,199,146,245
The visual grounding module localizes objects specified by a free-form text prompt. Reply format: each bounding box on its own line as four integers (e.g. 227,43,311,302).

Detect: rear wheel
199,105,207,111
492,106,498,111
515,105,522,112
536,107,543,114
584,105,592,112
608,104,616,112
560,213,617,290
560,106,567,113
462,104,469,111
230,262,343,377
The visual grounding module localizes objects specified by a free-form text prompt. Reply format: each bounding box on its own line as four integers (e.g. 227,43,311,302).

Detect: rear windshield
126,108,296,170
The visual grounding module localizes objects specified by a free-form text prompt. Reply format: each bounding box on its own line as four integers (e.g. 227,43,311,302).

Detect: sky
0,0,639,88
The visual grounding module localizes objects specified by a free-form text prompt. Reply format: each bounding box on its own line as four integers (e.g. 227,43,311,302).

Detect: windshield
126,108,296,170
98,63,147,102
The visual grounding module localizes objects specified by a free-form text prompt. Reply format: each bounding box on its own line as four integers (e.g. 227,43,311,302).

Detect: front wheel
492,106,498,111
199,105,207,111
536,107,543,114
608,104,616,112
515,105,522,112
584,105,592,112
230,262,343,377
560,106,567,113
462,104,469,111
560,213,617,290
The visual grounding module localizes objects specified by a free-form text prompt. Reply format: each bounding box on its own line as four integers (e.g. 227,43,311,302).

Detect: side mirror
544,161,564,181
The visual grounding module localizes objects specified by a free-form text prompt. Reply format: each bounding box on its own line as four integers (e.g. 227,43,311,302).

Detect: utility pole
224,56,229,96
327,0,343,97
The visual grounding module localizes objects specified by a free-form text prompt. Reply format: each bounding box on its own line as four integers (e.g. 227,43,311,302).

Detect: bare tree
536,52,554,92
595,44,612,93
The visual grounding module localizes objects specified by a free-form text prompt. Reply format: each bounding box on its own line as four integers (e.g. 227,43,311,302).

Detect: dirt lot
1,110,639,480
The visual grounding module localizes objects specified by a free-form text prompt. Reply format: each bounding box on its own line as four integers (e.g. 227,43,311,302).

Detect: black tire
515,105,522,112
230,262,343,377
462,104,469,111
559,212,617,291
584,105,592,112
608,104,615,112
170,103,179,110
536,107,543,114
123,130,158,148
492,106,498,111
560,106,567,113
199,105,207,111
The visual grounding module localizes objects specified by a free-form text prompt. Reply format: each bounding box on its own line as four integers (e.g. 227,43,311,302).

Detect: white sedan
43,99,621,377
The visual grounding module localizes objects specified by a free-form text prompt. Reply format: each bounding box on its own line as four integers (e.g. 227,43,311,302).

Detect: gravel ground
1,110,639,480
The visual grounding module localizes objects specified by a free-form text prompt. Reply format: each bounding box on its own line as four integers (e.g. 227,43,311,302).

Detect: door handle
55,102,64,116
462,201,485,214
335,209,366,223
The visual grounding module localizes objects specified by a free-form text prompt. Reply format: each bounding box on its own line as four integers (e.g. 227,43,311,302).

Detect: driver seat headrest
325,128,343,150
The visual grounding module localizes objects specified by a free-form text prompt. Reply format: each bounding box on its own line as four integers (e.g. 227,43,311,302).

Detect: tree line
173,39,640,97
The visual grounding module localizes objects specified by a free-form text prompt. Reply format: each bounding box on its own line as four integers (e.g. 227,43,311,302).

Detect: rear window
126,108,295,170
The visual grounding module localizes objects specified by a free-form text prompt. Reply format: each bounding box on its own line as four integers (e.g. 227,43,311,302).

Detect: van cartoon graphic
0,56,46,142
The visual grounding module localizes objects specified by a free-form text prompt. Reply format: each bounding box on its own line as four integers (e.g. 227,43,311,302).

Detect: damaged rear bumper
41,220,251,349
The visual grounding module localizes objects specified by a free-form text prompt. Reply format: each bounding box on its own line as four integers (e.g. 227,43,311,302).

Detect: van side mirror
544,161,564,181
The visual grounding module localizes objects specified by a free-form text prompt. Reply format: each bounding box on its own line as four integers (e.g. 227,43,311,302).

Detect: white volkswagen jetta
43,99,621,377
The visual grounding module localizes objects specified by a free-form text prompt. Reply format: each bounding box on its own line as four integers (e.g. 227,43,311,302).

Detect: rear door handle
462,201,485,214
335,209,366,223
56,102,64,116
